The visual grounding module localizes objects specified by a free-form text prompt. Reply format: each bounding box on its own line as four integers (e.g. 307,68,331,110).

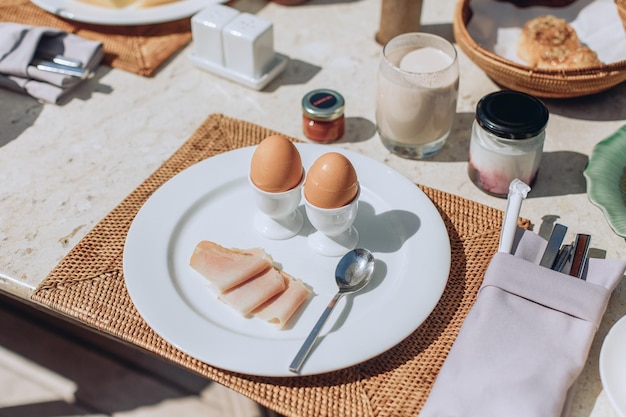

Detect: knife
36,53,84,68
540,223,568,268
552,244,572,272
569,234,591,279
30,58,88,79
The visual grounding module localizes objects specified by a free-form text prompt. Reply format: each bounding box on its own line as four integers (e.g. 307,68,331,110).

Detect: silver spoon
289,248,375,373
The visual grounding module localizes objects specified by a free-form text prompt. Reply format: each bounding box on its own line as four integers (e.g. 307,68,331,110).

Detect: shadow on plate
298,201,421,254
326,258,388,334
355,201,422,254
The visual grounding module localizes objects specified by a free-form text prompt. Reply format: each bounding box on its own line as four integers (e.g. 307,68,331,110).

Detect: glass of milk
376,33,459,159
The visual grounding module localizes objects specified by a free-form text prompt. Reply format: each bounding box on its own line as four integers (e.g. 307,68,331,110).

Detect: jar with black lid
468,90,549,197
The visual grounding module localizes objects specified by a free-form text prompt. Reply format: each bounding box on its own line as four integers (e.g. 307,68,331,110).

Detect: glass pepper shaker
468,90,549,197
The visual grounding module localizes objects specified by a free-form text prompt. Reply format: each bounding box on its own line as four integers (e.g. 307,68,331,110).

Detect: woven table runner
1,0,193,76
32,114,528,417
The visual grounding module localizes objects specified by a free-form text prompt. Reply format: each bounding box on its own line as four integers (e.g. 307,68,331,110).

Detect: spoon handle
289,291,343,373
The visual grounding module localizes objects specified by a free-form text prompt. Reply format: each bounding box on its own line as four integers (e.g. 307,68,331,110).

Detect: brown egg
304,152,359,209
250,135,303,192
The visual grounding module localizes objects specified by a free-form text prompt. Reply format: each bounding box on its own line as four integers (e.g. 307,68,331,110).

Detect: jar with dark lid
302,89,345,143
468,90,549,197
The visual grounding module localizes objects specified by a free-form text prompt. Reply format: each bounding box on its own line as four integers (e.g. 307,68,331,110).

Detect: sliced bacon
189,241,273,292
219,268,287,315
189,241,312,329
253,273,312,329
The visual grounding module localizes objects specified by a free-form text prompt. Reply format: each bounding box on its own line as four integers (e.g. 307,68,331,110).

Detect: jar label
309,92,337,109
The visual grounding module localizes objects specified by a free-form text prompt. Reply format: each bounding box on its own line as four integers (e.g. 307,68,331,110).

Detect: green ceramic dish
583,125,626,238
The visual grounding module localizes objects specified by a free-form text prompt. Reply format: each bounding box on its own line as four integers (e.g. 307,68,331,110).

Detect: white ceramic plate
123,144,451,377
30,0,222,25
600,315,626,417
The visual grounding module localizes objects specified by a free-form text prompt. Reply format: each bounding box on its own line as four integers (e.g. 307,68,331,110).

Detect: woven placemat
32,114,528,417
1,0,192,76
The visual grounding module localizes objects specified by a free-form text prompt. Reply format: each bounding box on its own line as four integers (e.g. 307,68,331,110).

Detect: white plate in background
600,315,626,417
30,0,222,25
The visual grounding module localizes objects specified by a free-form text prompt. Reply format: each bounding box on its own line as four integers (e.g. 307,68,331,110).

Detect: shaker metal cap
476,90,549,139
302,89,345,121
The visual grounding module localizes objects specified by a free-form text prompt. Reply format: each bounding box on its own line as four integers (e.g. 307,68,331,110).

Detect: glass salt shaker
468,90,549,197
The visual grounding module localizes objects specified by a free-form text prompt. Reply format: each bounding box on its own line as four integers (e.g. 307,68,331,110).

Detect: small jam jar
468,90,549,197
302,89,345,143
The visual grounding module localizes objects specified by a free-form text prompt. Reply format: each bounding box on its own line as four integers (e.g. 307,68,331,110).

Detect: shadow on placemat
1,0,191,76
31,113,528,417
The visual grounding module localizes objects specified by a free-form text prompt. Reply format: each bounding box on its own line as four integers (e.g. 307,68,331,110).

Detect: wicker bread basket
453,0,626,98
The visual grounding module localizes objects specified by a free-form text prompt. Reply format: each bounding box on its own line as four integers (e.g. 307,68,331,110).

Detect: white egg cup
250,171,304,240
304,185,360,257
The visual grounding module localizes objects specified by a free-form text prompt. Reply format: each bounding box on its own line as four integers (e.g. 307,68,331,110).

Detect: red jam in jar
302,89,345,143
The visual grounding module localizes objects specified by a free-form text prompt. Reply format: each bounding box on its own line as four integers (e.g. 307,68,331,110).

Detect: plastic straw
498,179,531,254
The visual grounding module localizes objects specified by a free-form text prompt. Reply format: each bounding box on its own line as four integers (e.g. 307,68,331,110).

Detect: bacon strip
189,241,312,328
189,241,273,292
219,268,287,315
253,273,312,329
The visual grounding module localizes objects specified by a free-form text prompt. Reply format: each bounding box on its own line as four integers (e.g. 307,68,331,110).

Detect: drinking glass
376,32,459,159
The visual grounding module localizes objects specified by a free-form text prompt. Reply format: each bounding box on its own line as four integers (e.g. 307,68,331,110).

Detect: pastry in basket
190,241,312,329
517,15,602,69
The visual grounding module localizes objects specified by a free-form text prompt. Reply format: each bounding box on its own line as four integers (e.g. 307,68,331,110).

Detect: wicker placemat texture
1,0,191,76
32,114,527,417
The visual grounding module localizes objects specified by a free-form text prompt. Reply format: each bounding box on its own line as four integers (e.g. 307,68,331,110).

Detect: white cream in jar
468,91,549,197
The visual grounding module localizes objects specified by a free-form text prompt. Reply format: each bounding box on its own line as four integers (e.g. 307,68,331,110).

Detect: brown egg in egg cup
303,152,360,257
249,135,305,240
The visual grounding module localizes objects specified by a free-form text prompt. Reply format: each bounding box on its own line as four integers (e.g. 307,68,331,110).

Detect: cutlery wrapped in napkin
0,23,103,104
420,229,626,417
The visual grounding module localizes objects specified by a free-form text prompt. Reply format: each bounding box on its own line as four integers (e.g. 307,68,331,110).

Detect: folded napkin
0,23,103,104
420,229,626,417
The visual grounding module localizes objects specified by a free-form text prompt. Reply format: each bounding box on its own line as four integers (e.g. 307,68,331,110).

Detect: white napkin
0,23,103,104
420,229,626,417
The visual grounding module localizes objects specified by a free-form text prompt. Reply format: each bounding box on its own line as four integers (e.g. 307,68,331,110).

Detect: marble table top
0,0,624,415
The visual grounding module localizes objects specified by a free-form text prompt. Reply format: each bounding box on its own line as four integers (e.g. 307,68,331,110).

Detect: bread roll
517,15,602,69
539,44,602,69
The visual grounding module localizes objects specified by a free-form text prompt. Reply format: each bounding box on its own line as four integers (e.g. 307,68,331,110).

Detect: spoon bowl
336,247,375,292
289,248,375,373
